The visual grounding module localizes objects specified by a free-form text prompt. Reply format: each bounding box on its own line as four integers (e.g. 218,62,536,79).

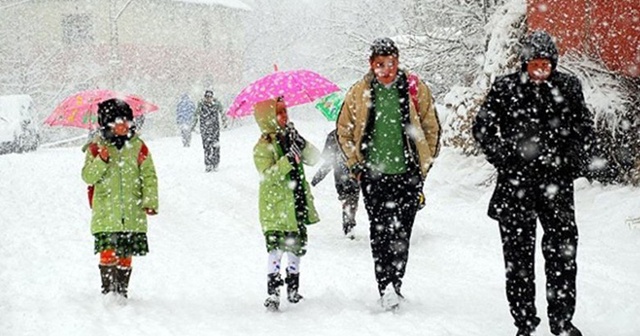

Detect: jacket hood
520,30,559,70
253,99,281,134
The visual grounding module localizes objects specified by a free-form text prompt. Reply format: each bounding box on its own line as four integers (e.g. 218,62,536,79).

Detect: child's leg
284,252,303,303
284,252,300,274
267,249,283,274
266,249,284,297
342,193,358,235
99,249,118,294
116,256,133,298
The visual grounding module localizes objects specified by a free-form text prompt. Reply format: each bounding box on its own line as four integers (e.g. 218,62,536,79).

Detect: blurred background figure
176,93,196,147
311,129,360,239
194,90,223,172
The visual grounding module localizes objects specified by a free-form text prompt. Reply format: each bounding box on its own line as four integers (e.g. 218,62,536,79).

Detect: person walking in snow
82,98,159,302
336,37,441,310
176,93,196,147
472,31,595,336
311,129,360,239
194,90,223,172
253,97,321,311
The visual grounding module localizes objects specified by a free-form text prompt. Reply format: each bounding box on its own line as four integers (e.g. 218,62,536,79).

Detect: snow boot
343,222,356,240
550,322,582,336
516,327,537,336
285,271,303,303
115,266,132,299
264,273,283,311
380,283,400,311
99,265,116,295
516,317,541,336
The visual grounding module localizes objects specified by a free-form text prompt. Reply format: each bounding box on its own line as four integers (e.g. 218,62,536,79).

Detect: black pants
202,134,220,170
498,179,578,330
361,171,421,296
341,192,359,234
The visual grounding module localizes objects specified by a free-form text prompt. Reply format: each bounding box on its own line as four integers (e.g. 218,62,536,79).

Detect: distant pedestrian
176,93,196,147
194,90,223,172
311,129,360,239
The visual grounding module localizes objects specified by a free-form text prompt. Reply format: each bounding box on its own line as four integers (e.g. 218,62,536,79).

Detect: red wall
527,0,640,77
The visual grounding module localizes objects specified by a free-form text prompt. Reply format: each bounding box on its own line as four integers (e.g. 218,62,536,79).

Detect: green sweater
368,82,407,174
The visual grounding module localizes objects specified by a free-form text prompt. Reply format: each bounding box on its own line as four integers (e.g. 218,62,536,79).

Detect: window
202,20,211,48
62,14,93,45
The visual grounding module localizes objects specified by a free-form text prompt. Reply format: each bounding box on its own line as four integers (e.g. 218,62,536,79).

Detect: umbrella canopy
45,89,158,129
226,69,340,118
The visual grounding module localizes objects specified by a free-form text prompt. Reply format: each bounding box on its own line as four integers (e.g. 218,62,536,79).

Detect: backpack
86,142,149,208
408,73,420,112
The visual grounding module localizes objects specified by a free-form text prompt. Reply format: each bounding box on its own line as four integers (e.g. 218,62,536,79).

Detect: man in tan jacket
336,37,441,310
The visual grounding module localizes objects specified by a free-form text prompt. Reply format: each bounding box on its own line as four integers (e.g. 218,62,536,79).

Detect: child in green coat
252,97,320,311
82,98,159,301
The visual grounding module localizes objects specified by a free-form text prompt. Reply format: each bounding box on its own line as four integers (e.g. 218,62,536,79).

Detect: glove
144,208,157,216
287,142,302,164
286,123,306,150
98,146,109,162
350,163,364,181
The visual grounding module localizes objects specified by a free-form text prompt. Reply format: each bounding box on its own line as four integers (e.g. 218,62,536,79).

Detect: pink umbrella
227,69,340,118
45,89,159,129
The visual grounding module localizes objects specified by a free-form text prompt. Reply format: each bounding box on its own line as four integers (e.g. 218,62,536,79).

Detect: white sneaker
380,284,400,311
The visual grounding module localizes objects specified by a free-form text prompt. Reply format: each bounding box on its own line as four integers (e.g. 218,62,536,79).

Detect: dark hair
369,37,399,61
97,98,133,128
204,90,213,98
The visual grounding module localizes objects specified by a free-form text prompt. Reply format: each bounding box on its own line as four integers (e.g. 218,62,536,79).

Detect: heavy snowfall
1,0,639,335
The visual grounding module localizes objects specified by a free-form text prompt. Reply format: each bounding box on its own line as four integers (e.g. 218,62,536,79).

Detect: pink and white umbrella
227,69,340,118
45,89,158,129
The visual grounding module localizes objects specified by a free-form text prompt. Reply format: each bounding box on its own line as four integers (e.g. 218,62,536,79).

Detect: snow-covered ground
1,115,639,336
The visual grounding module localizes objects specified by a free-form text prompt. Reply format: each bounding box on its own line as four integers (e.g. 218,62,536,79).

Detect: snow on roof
0,95,34,142
174,0,251,11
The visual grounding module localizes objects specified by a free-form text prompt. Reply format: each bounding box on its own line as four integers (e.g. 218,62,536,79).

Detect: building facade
0,0,249,139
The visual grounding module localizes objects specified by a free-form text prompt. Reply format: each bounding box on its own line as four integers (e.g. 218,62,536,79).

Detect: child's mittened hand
98,146,109,162
144,208,157,215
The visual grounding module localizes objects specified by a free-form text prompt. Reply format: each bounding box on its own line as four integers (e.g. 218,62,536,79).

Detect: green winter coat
82,135,159,234
253,99,321,233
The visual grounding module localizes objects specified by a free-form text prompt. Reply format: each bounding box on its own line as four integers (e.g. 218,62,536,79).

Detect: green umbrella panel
314,91,344,121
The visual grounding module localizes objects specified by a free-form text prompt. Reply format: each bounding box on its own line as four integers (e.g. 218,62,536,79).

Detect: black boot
99,265,116,295
115,266,132,298
516,317,541,336
285,271,303,303
264,273,283,311
550,322,582,336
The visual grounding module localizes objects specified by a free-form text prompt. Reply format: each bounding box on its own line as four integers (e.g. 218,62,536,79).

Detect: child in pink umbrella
252,97,321,311
82,98,158,303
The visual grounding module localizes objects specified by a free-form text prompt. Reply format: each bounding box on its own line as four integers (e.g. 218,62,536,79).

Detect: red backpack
86,142,149,208
408,73,420,112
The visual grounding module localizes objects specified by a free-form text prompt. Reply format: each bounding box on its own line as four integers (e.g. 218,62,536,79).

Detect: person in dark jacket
194,90,223,172
472,31,595,336
176,93,196,147
311,129,360,239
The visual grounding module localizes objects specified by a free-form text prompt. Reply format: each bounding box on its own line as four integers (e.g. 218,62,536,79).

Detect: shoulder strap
88,143,99,158
138,142,149,166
